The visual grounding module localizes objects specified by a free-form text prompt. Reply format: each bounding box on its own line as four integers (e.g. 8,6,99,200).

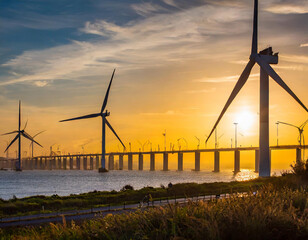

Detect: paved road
0,193,248,228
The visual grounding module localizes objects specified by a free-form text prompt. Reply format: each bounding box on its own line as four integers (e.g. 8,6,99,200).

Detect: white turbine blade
4,134,19,152
277,121,299,130
22,131,43,148
300,119,308,129
59,113,101,122
206,60,255,142
23,119,28,130
33,130,46,138
101,69,116,113
251,0,258,54
105,119,126,149
2,130,18,136
255,56,308,112
19,100,21,130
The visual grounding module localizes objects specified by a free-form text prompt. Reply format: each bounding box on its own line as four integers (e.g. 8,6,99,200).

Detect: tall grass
1,185,307,240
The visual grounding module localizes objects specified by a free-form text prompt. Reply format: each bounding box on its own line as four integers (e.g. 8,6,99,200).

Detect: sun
234,110,255,132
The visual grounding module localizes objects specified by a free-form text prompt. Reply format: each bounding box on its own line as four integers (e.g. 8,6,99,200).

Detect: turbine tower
60,69,125,172
206,0,308,177
3,101,43,171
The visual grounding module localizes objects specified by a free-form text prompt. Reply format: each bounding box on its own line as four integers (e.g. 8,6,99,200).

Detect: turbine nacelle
102,110,110,117
250,47,278,65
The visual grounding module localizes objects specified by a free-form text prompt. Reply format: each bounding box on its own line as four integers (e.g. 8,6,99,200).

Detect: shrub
121,185,134,191
291,159,308,180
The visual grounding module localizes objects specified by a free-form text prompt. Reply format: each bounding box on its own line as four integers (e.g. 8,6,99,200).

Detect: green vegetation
0,174,301,218
1,160,307,239
1,183,307,239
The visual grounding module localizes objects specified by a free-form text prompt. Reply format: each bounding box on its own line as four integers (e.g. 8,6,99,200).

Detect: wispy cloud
140,110,181,116
196,73,259,83
280,55,308,64
264,0,308,14
131,2,167,17
300,43,308,47
186,87,216,94
1,3,250,86
265,4,308,14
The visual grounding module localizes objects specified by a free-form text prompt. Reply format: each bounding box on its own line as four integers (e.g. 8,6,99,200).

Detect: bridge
0,145,306,173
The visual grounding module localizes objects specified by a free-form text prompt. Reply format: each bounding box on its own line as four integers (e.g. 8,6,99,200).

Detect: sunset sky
0,0,307,168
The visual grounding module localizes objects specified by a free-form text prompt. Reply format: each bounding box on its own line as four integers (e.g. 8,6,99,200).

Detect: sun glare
235,110,255,132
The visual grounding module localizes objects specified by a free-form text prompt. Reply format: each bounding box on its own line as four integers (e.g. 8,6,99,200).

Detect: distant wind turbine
206,0,308,177
2,101,42,171
277,119,307,147
29,130,46,158
60,69,125,172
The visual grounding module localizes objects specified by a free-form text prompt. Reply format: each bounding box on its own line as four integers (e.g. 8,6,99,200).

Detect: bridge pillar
255,150,260,173
76,156,81,170
39,158,43,169
29,159,32,169
69,157,74,170
195,151,200,171
52,157,57,169
44,158,48,170
83,156,88,170
138,153,143,170
213,151,220,172
90,156,94,170
95,155,99,169
34,158,38,169
296,148,302,165
48,158,51,170
23,159,28,170
163,152,168,171
57,157,62,169
30,158,34,170
119,154,124,170
128,153,133,170
234,150,240,173
63,157,67,170
178,152,183,171
150,153,155,171
108,154,114,170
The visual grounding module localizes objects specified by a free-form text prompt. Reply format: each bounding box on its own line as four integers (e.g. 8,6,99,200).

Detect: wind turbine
195,136,200,149
29,130,46,158
60,69,125,172
206,0,308,177
277,119,308,159
2,101,42,171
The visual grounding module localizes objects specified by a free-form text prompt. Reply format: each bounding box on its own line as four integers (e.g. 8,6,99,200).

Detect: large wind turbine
206,0,308,177
60,69,125,172
3,101,43,171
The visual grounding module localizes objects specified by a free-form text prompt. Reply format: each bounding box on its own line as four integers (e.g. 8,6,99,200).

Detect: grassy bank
0,173,306,218
1,182,307,240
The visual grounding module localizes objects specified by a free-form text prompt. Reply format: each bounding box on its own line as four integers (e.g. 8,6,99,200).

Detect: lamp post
163,130,166,152
275,122,279,146
234,123,238,148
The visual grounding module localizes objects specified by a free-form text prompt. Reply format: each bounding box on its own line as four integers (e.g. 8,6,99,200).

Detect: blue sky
0,0,307,159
